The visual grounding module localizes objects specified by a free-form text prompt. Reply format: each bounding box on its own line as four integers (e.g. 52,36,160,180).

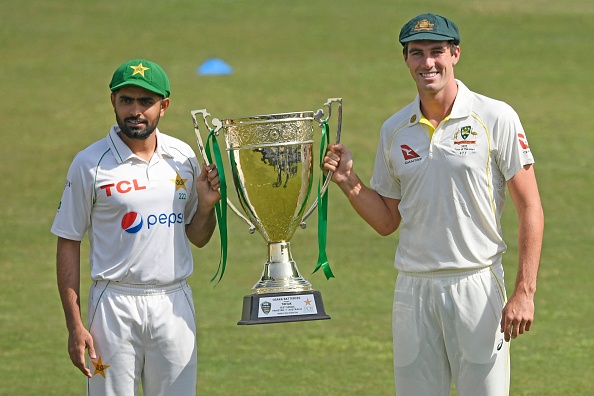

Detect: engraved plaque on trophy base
238,290,330,325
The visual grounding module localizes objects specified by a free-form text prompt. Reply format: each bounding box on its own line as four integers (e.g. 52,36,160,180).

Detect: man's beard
116,115,159,140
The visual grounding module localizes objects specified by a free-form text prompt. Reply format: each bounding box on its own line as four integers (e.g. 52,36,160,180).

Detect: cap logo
130,62,150,77
414,19,435,32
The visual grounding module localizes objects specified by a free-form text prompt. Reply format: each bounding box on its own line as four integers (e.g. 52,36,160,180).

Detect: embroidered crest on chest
452,125,478,154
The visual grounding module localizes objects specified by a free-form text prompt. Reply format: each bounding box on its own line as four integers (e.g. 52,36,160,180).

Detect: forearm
325,143,401,235
513,204,544,297
500,165,543,340
57,237,96,376
186,205,217,248
337,172,401,236
56,237,85,331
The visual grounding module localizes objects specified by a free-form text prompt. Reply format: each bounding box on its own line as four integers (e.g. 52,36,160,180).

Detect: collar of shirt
405,79,474,139
107,126,174,163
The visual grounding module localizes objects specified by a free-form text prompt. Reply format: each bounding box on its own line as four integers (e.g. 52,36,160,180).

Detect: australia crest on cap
414,18,435,32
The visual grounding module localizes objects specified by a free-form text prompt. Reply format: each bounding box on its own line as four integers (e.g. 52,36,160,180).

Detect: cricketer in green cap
109,59,171,98
398,13,460,45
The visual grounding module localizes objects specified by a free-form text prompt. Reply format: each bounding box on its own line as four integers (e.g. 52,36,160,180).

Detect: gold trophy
191,98,342,325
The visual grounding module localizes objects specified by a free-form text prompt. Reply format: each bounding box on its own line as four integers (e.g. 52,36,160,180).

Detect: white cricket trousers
86,280,197,396
392,264,510,396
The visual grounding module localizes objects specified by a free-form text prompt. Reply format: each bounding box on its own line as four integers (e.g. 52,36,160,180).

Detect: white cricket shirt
51,127,199,284
371,80,535,272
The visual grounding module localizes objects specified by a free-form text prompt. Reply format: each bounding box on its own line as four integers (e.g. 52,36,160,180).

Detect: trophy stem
252,242,313,294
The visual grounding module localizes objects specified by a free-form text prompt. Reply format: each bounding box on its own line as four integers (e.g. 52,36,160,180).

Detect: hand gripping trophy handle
191,109,257,234
300,97,342,228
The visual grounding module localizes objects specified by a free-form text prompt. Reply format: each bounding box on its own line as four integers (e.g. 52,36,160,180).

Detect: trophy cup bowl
192,99,341,325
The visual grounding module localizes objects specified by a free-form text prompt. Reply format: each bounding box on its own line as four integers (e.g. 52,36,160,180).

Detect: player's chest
94,158,194,206
392,120,491,178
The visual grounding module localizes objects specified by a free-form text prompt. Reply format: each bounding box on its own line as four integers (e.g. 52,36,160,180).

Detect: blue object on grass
197,58,233,75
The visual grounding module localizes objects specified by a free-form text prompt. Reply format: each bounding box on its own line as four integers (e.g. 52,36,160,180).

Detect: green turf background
1,0,593,394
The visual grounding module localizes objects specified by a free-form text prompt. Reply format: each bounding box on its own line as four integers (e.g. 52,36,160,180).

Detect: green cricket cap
399,13,460,46
109,59,171,98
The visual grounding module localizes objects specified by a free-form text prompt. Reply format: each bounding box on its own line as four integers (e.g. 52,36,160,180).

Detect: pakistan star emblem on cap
130,62,150,77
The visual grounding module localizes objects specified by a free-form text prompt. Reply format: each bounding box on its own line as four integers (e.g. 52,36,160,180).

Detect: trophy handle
300,98,342,228
191,110,257,234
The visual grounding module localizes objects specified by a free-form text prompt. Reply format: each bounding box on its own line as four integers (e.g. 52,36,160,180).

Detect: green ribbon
312,120,334,279
204,128,228,285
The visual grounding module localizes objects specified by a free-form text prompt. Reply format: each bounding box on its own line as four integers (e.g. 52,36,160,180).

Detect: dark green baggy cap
399,13,460,46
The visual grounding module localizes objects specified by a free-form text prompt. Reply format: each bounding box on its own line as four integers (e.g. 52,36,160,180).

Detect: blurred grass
0,0,593,395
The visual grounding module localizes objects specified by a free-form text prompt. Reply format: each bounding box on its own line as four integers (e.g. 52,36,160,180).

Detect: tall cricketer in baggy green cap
109,59,171,98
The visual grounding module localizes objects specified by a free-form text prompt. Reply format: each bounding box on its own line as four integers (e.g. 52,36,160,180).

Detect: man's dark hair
402,41,459,57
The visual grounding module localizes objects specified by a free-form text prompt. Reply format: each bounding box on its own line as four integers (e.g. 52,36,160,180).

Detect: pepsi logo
121,212,143,234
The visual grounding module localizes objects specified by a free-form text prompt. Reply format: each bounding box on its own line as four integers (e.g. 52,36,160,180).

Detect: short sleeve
51,153,95,240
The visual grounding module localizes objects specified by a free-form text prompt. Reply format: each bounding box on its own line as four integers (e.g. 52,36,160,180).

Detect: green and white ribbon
205,128,228,285
312,120,334,279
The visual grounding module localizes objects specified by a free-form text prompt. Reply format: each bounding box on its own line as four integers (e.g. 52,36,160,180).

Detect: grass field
1,0,593,395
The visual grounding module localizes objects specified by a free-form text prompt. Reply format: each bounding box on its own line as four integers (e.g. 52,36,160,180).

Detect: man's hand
196,163,221,209
500,292,535,342
323,143,354,185
186,163,220,247
68,325,96,378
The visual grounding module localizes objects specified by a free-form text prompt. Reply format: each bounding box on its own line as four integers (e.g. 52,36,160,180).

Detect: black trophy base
237,290,331,325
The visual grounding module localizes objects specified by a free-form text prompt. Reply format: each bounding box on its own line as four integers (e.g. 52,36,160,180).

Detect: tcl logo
100,179,146,197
